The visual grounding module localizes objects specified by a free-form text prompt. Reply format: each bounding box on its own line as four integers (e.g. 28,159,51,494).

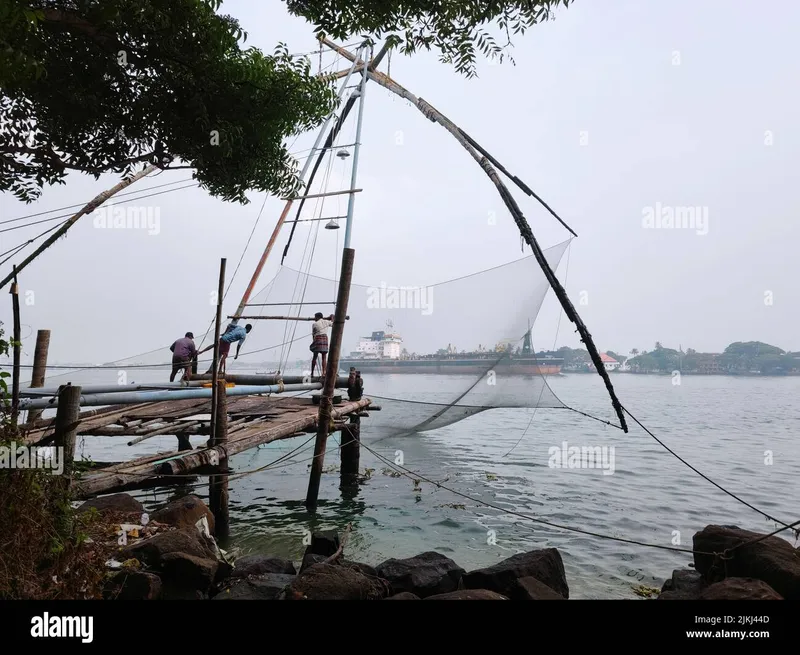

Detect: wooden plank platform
67,394,372,499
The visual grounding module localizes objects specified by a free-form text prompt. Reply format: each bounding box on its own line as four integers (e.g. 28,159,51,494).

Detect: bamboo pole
10,266,20,427
320,38,628,433
26,329,50,423
306,248,355,509
0,165,157,290
157,397,370,477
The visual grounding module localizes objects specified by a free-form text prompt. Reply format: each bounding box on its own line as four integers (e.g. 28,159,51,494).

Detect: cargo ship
339,321,563,375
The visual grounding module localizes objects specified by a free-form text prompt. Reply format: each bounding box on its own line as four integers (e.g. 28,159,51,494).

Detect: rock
214,573,296,600
161,586,208,600
119,528,218,567
77,493,144,515
232,555,296,578
512,576,566,600
463,548,569,599
299,552,327,573
425,589,508,600
698,578,783,600
694,525,800,599
159,552,218,592
342,560,378,579
151,495,215,535
288,563,387,600
384,592,421,600
375,551,465,598
657,569,707,600
103,571,162,600
303,530,340,557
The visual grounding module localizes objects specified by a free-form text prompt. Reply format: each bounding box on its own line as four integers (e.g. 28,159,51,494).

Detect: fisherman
198,319,252,374
310,312,334,378
169,332,197,382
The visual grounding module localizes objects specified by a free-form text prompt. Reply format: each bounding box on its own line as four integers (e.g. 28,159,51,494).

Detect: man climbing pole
198,319,252,374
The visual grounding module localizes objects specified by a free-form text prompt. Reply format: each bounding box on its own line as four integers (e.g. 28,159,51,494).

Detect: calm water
38,367,799,599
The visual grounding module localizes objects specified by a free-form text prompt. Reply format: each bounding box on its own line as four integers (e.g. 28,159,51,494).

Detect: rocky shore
81,493,796,600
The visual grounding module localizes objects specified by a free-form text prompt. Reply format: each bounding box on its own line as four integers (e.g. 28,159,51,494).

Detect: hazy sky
1,0,798,364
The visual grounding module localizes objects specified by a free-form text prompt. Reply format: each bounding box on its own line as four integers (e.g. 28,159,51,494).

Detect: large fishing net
201,238,571,441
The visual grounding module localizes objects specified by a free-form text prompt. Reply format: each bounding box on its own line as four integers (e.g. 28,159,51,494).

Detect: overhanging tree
284,0,573,77
1,0,339,203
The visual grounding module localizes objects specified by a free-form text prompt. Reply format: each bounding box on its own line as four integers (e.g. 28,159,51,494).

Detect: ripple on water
73,373,800,599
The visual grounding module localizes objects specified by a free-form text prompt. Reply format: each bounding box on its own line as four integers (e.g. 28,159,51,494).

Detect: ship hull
338,358,562,375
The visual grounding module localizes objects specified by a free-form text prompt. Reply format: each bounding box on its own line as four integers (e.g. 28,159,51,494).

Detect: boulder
103,571,162,600
512,576,566,600
232,555,296,578
657,569,707,600
77,493,144,515
342,560,378,579
425,589,508,600
151,495,215,535
159,552,218,592
463,548,569,599
288,563,387,600
303,530,340,557
299,552,327,573
214,573,296,600
161,586,208,600
384,592,421,600
119,528,218,567
375,551,464,598
698,578,783,600
694,525,800,599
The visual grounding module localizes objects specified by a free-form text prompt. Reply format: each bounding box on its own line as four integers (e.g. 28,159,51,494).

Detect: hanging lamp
325,219,340,230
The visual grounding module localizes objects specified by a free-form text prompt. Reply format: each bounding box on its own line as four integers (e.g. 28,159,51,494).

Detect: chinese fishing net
219,238,570,442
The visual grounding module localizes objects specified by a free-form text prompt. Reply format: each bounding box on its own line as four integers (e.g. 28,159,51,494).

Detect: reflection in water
70,370,800,599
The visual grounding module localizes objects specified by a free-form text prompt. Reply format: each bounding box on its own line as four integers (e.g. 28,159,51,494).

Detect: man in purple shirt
169,332,197,382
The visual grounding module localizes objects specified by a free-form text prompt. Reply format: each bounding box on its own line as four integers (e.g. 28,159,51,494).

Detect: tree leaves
284,0,572,77
1,0,338,203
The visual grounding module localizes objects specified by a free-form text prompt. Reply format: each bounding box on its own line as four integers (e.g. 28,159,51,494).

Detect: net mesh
198,238,572,441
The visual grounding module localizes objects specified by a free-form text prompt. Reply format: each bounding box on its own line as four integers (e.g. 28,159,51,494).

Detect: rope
622,405,793,530
503,239,573,457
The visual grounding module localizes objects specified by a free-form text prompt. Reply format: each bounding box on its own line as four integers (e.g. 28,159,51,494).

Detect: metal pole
18,382,324,410
26,329,50,423
231,53,365,320
10,266,21,427
342,42,372,250
211,258,226,443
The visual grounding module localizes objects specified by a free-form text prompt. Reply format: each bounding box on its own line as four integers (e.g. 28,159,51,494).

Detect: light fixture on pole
336,149,350,160
325,218,340,230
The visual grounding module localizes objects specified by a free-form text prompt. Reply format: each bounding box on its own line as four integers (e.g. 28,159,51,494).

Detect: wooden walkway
20,394,371,499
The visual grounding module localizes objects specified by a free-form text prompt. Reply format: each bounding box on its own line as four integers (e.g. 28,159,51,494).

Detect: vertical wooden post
340,367,362,488
27,329,51,424
54,385,81,478
210,258,226,445
209,379,229,539
10,267,21,427
339,416,361,489
306,248,355,509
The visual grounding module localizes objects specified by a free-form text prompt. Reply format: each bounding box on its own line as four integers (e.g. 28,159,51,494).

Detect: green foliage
285,0,573,78
723,341,784,357
1,0,338,202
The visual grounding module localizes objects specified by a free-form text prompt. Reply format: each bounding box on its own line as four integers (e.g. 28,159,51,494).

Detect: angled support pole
319,38,628,432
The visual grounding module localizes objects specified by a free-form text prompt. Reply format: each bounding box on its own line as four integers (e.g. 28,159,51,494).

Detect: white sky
1,0,798,363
